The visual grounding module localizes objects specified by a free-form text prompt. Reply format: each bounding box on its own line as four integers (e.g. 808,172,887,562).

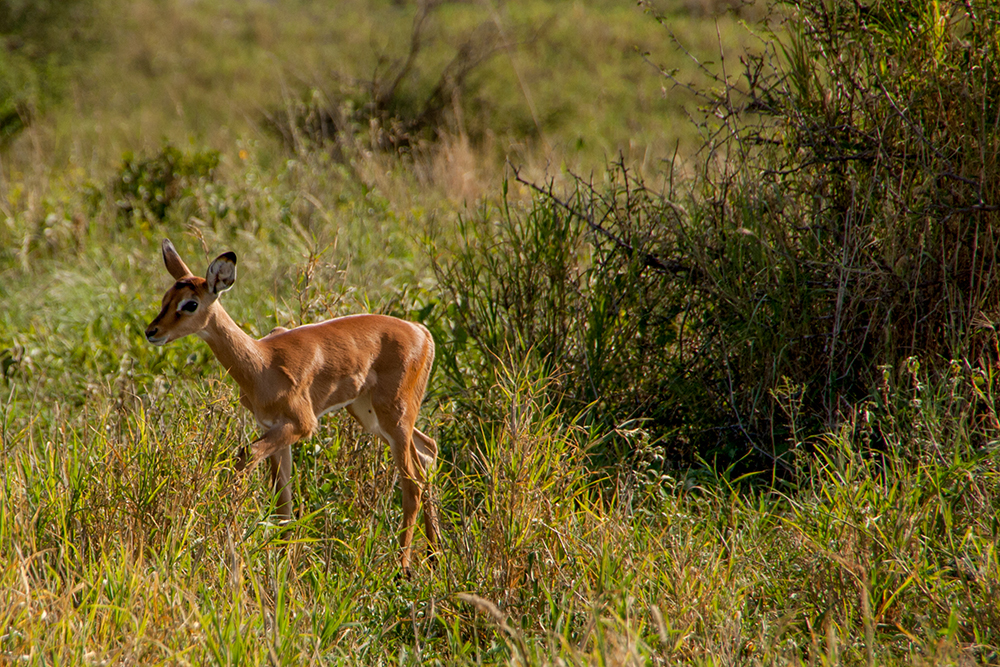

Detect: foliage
111,143,222,224
0,0,96,141
667,0,1000,445
431,163,712,468
432,0,1000,469
678,0,1000,443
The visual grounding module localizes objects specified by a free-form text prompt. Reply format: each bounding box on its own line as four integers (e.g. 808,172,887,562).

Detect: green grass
3,248,998,663
2,0,999,664
5,0,762,180
5,354,996,663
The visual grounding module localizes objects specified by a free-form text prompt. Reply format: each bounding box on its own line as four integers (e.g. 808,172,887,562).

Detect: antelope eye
179,300,199,313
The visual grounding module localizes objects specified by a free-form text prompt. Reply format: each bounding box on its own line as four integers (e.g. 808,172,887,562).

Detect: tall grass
6,346,997,662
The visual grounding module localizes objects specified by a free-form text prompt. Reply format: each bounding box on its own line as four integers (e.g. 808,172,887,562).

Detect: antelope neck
197,304,269,392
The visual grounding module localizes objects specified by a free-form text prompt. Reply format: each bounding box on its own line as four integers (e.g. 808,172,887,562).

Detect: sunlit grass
4,306,998,662
12,0,762,180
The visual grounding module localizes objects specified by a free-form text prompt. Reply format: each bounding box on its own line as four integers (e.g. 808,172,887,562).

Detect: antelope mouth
145,332,168,346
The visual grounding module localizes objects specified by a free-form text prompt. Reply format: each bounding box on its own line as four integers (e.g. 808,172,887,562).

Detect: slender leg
399,476,422,576
412,427,440,553
267,445,294,521
380,421,423,576
233,422,303,523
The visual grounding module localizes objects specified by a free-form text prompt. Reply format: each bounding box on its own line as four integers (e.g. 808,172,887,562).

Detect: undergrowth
3,343,998,663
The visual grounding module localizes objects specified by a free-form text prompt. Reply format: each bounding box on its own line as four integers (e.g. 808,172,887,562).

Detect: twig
510,165,689,276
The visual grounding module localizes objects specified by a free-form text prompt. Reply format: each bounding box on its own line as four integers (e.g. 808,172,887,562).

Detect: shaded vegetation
0,0,96,141
111,143,222,224
433,0,1000,469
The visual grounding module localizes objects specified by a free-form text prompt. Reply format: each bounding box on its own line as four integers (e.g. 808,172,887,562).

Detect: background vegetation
2,0,999,664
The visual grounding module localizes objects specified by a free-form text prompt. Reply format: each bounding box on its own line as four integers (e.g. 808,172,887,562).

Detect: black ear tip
223,251,237,264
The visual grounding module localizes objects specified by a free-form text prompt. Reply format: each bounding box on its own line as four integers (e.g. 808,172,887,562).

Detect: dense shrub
431,165,712,468
694,0,1000,408
681,0,1000,453
434,0,1000,469
111,143,222,224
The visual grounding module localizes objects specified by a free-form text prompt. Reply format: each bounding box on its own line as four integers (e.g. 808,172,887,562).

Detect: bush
677,0,1000,452
262,0,517,156
431,164,712,468
434,0,1000,470
111,143,222,225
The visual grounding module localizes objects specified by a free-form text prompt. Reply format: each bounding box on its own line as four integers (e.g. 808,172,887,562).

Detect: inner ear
206,252,237,294
162,239,193,280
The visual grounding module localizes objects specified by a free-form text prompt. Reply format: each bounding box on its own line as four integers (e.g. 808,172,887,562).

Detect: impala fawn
145,239,439,574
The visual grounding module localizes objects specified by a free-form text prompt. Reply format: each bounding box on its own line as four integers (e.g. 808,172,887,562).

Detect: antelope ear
206,251,237,295
162,239,193,280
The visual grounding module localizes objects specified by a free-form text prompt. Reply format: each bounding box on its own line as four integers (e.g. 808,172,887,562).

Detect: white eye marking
178,299,199,314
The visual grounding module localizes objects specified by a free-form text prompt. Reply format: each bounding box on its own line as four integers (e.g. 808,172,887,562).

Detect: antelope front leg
234,422,303,521
267,446,293,521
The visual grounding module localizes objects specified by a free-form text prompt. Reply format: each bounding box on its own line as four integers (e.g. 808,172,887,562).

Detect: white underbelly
318,400,352,419
347,392,380,434
316,392,392,443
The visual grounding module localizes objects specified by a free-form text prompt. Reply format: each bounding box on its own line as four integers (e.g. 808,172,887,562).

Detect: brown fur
145,239,439,575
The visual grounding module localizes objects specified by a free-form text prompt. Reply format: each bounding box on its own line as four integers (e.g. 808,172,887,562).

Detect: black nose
145,328,158,341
